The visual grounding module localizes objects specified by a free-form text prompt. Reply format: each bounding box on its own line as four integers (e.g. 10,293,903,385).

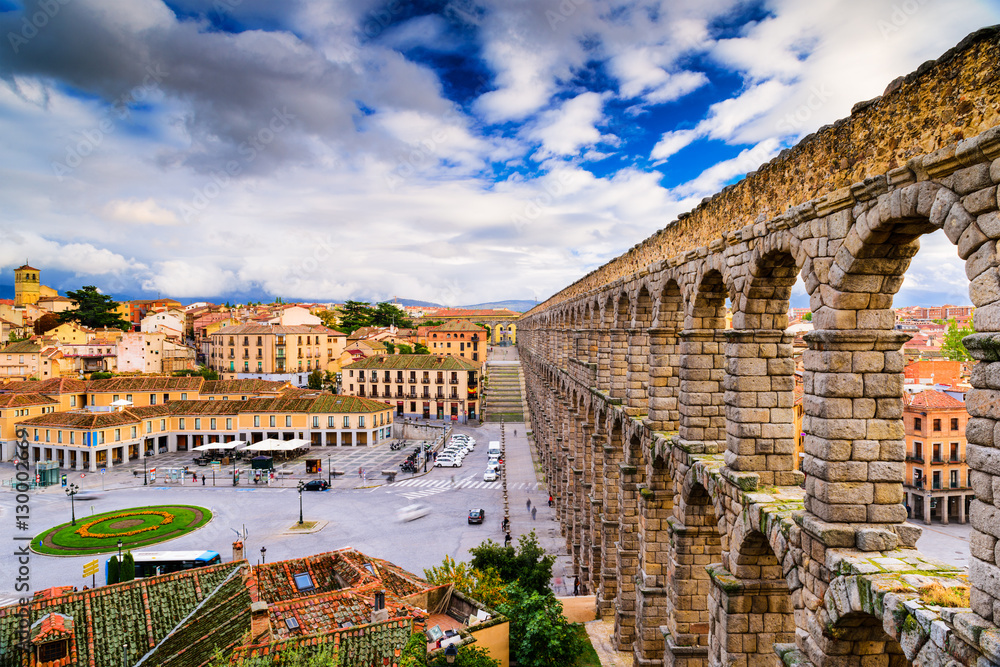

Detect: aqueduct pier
517,27,1000,667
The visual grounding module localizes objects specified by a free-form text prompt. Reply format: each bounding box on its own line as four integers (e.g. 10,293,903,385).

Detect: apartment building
419,319,486,363
903,389,971,524
206,324,347,386
343,354,480,422
0,340,62,379
117,331,197,374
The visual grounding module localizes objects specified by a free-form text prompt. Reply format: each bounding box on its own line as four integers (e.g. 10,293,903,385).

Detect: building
140,310,185,339
0,340,62,379
343,354,480,422
0,547,508,667
58,339,117,375
206,323,347,386
419,319,487,363
117,331,196,374
904,358,964,386
420,308,519,345
117,298,184,331
903,389,971,525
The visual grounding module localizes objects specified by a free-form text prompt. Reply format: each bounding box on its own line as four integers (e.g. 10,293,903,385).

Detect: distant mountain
458,300,537,313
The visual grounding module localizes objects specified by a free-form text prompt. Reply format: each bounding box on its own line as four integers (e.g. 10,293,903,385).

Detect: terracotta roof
89,376,204,392
209,324,342,336
346,354,479,372
424,319,487,333
0,377,89,394
200,379,290,395
16,263,38,270
904,390,966,409
18,409,143,428
0,393,58,408
240,395,393,414
0,340,41,354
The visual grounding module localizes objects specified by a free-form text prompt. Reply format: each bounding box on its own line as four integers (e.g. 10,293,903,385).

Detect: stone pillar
598,437,624,619
923,495,931,525
723,329,800,487
626,328,650,417
634,468,672,667
800,330,917,548
678,330,725,453
959,494,967,524
597,329,612,393
614,461,640,650
942,494,950,525
647,327,681,432
610,328,628,400
588,328,600,389
706,565,795,667
588,429,606,597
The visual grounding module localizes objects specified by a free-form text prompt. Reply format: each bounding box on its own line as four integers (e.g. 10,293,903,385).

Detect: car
444,447,468,457
302,479,330,491
468,508,485,524
435,458,462,467
486,460,500,472
399,504,429,521
451,436,475,448
483,469,498,482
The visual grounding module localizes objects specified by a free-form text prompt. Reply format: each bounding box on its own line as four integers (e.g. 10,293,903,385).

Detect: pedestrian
574,579,580,596
548,495,553,507
514,429,517,436
531,507,536,521
358,466,363,479
502,517,509,531
504,532,512,547
526,498,531,512
202,475,205,486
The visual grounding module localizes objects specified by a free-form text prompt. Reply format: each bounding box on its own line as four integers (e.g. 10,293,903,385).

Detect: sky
0,0,998,307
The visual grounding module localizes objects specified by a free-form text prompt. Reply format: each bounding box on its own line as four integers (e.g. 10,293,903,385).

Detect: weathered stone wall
527,26,1000,315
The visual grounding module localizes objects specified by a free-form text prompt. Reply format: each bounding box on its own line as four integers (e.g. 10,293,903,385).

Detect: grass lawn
32,505,212,556
571,624,602,667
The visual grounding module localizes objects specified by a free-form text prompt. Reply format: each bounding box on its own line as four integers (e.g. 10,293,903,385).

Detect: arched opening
596,295,615,393
648,279,684,431
821,612,906,666
626,286,653,415
613,433,644,650
665,482,720,662
679,270,727,452
710,530,794,667
726,248,800,486
609,293,630,399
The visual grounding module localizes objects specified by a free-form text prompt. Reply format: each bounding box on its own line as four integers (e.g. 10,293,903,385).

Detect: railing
450,379,459,384
906,455,924,463
436,378,444,384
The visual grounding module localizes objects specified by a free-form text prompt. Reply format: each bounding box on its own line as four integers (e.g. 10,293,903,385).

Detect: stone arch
647,279,684,431
613,432,645,649
634,452,674,664
678,269,728,451
609,292,630,399
626,285,654,416
817,611,907,666
709,529,795,667
594,294,615,393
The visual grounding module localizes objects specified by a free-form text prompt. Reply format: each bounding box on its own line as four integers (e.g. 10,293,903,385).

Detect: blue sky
0,0,998,307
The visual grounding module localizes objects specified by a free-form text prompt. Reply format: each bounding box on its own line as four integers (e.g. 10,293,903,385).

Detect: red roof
904,390,966,409
30,612,75,644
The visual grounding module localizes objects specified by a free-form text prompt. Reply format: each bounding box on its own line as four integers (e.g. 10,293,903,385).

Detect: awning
242,439,305,452
191,441,247,452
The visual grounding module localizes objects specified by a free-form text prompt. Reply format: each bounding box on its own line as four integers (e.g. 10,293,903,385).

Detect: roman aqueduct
517,27,1000,667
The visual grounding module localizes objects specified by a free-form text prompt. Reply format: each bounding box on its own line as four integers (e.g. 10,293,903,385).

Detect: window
147,421,153,432
98,431,105,444
312,416,319,428
45,429,50,442
195,418,201,430
131,426,137,439
210,418,217,430
161,419,166,431
951,470,959,488
932,443,941,462
293,572,315,591
913,441,922,460
69,432,74,445
57,431,62,443
328,416,335,428
226,418,233,430
179,418,186,430
150,394,156,405
285,416,291,427
113,395,120,402
951,443,960,462
126,394,132,403
951,417,960,431
269,415,276,428
932,471,941,489
359,416,365,428
254,415,260,427
37,640,68,662
343,416,350,428
70,396,76,407
181,393,188,400
933,418,941,431
115,429,121,442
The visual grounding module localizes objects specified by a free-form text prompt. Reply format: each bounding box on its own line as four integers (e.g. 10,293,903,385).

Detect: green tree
317,310,340,329
323,371,337,392
399,632,426,667
372,302,414,328
173,366,219,380
384,342,396,354
33,312,61,335
90,371,114,380
307,369,323,390
121,551,136,582
428,644,500,667
397,343,413,354
421,320,445,328
424,555,509,609
469,531,555,596
58,286,131,331
339,300,374,334
497,585,583,667
413,342,430,355
107,555,121,585
941,317,975,361
801,312,812,321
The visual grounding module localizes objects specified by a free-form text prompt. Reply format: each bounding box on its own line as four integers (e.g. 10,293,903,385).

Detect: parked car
302,479,330,491
451,436,474,448
468,508,485,524
399,504,429,522
483,469,498,482
435,457,462,468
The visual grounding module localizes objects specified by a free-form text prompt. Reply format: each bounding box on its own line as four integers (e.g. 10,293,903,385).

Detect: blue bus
106,550,222,581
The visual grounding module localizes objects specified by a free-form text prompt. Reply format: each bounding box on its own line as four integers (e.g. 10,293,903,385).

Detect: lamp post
65,483,79,525
232,455,237,486
327,454,331,485
297,480,305,525
117,539,123,567
260,546,266,564
122,640,129,667
143,457,147,486
444,643,458,664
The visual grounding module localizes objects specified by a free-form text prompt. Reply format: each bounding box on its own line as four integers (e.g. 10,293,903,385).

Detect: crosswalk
389,478,531,491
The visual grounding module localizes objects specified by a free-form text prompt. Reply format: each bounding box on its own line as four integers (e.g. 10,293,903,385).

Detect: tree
399,632,426,667
941,317,975,361
801,312,812,322
33,312,62,335
423,555,509,609
397,343,413,354
339,300,374,334
469,531,555,596
421,320,445,328
497,585,583,667
372,302,413,329
307,369,323,389
90,371,114,380
428,644,500,667
317,310,340,330
173,366,219,380
413,342,430,355
121,551,136,582
107,555,121,585
58,286,131,331
384,342,396,354
323,371,337,392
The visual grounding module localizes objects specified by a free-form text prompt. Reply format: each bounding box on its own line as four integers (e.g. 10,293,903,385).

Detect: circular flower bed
32,505,212,556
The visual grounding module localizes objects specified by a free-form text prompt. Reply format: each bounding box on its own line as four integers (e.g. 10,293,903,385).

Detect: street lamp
117,539,123,568
444,644,458,664
327,454,331,485
143,457,147,486
260,546,266,564
297,480,305,525
122,640,130,667
65,483,79,525
232,455,237,487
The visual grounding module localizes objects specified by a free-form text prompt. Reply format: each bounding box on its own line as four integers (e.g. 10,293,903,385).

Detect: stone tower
14,263,40,307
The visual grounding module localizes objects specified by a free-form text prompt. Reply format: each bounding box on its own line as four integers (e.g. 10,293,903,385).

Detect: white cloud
102,198,180,226
651,128,700,161
528,92,610,159
142,260,240,297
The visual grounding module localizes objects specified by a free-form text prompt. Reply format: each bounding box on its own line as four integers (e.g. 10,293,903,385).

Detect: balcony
930,457,944,465
435,377,444,384
450,379,459,384
421,377,430,384
277,350,285,358
468,391,478,400
449,393,459,400
905,455,924,463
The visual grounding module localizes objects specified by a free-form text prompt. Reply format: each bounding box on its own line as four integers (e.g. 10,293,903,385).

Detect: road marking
398,488,447,500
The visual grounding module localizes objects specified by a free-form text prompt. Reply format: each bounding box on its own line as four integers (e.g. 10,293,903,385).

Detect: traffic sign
101,468,106,474
82,559,99,577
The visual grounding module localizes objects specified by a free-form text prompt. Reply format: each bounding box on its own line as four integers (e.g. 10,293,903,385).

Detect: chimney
250,601,271,642
232,540,244,561
371,591,388,624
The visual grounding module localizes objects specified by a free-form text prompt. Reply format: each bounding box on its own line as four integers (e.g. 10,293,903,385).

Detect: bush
121,551,135,582
107,556,120,585
497,585,583,667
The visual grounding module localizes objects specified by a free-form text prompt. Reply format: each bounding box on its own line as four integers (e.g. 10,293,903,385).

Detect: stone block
944,202,976,244
972,531,999,562
867,504,906,523
964,186,998,215
852,351,885,373
855,528,897,552
813,373,864,398
970,269,1000,307
873,483,903,504
863,373,903,398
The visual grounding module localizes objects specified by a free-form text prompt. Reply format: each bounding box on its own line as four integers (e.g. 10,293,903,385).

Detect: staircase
484,363,524,422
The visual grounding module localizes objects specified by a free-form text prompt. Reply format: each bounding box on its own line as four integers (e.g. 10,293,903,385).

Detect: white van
487,441,501,458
